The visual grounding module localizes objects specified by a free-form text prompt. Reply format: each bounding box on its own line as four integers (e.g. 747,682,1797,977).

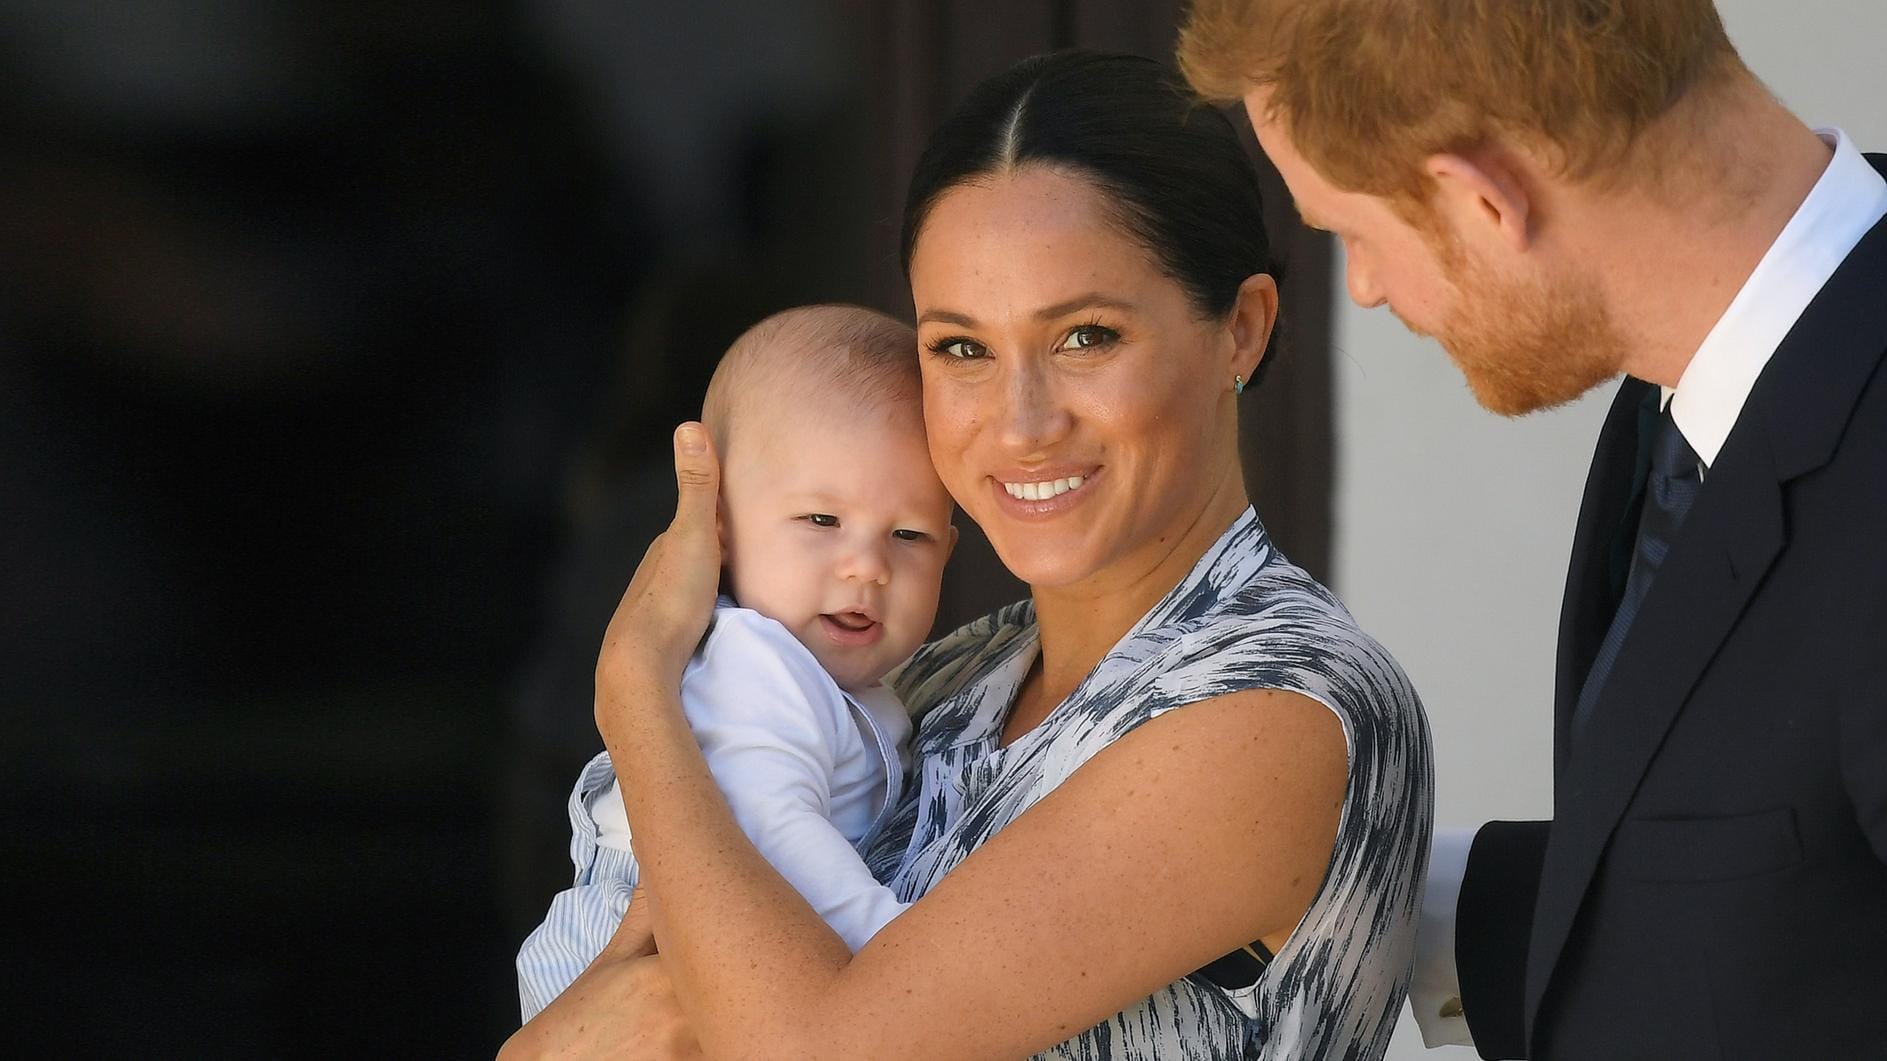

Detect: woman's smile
990,467,1101,520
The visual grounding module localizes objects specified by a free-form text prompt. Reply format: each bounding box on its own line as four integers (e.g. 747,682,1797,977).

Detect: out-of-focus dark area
0,1,1328,1054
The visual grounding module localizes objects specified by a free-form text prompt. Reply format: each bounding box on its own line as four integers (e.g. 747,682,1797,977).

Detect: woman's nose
837,537,891,585
997,361,1072,456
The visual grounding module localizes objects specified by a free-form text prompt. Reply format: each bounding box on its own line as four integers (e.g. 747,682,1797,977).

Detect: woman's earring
1233,374,1246,396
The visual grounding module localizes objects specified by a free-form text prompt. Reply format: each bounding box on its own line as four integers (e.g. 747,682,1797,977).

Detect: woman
507,51,1431,1059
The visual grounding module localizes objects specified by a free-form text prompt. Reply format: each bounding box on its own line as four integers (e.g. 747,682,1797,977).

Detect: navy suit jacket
1456,155,1887,1059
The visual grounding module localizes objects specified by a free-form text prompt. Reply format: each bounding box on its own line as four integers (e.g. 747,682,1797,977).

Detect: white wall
1334,6,1887,1058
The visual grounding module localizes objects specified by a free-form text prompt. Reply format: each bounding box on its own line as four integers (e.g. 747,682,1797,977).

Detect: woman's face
909,166,1256,590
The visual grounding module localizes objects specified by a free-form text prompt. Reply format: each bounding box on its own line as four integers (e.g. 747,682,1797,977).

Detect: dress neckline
916,507,1273,754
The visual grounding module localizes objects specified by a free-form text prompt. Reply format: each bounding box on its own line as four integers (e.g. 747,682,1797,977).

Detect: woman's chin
985,540,1102,591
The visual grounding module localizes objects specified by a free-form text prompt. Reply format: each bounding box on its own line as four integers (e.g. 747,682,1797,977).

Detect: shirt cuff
1410,826,1477,1048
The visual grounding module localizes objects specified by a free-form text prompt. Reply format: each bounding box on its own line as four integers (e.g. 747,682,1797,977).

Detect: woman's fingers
649,422,724,621
605,886,659,959
670,423,719,539
499,953,700,1060
594,423,725,714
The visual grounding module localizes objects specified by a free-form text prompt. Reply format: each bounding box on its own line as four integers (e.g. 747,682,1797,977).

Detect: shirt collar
1664,127,1887,466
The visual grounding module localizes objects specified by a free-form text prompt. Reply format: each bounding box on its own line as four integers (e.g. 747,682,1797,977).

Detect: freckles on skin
910,167,1241,589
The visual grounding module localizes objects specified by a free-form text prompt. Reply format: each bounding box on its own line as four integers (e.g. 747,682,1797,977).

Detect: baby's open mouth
819,611,883,647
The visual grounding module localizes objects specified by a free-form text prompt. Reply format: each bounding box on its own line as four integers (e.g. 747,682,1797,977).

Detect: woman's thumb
672,422,719,532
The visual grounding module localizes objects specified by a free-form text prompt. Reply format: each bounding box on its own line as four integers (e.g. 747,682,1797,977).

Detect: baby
516,304,956,1020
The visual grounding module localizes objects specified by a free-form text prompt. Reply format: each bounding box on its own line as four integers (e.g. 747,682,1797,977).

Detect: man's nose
1344,252,1386,309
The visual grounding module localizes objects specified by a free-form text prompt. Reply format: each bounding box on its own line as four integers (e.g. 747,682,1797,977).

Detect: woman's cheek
924,400,980,494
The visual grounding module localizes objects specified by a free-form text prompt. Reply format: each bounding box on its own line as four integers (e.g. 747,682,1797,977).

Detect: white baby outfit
515,599,912,1020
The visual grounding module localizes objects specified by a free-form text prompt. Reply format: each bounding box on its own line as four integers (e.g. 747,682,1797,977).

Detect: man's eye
1057,324,1119,352
928,337,988,360
892,528,931,542
802,513,839,528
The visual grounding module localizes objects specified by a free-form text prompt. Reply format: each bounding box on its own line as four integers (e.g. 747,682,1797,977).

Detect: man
1180,2,1887,1057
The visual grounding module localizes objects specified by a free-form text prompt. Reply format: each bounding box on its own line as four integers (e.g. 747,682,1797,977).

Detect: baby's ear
944,524,960,559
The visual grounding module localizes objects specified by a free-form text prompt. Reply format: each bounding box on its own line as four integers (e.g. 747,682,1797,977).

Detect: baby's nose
838,539,891,584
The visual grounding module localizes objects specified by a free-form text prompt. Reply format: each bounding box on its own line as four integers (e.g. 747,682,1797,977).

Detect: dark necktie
1569,404,1704,745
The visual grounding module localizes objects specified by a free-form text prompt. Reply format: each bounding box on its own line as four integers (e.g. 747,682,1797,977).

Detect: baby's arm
686,612,910,951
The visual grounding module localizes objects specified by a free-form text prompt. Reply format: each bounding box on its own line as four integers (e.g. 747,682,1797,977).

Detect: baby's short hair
701,304,920,457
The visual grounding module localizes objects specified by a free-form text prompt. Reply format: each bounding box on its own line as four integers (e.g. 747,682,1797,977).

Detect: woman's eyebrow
917,294,1137,329
1033,293,1136,320
917,308,977,327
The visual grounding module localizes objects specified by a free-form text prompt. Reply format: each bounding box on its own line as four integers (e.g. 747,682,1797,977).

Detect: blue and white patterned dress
867,508,1432,1060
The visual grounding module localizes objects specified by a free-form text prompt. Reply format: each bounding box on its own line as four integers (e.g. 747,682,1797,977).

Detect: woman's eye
1058,324,1119,352
892,528,931,542
802,513,839,528
929,338,988,360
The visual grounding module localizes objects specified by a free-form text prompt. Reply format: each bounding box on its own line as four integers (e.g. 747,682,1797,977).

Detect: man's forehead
1237,99,1328,220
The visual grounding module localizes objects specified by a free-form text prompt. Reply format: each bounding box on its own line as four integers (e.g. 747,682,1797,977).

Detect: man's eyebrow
916,294,1138,329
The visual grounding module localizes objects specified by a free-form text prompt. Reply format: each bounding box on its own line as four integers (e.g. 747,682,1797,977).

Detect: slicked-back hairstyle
1178,0,1747,203
899,50,1281,385
701,304,919,458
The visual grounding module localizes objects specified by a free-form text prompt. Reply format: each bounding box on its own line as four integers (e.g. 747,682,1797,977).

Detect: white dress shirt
1411,127,1887,1049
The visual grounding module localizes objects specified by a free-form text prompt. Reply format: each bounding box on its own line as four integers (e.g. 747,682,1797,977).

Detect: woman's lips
989,467,1100,519
820,612,883,647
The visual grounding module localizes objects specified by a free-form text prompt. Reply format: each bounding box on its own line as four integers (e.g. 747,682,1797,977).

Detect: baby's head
702,305,956,691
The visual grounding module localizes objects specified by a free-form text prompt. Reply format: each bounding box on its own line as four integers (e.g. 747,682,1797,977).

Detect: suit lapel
1525,436,1787,1024
1524,181,1887,1038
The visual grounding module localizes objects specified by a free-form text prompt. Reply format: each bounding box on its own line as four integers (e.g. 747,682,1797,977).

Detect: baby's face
719,397,956,691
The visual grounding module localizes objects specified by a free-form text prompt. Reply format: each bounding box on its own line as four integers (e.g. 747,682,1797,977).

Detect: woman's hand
595,423,723,738
497,951,699,1061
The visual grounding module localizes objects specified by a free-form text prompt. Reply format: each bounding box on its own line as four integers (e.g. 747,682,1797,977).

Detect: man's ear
1229,272,1280,385
1425,149,1534,252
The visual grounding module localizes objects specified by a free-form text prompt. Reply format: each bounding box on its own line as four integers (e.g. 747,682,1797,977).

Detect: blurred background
4,0,1880,1057
0,1,1330,1055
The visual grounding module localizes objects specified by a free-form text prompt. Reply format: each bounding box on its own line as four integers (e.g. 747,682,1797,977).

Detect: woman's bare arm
574,424,1347,1060
610,672,1345,1061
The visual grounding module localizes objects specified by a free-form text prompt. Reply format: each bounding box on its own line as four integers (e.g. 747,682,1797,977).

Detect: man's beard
1418,246,1627,417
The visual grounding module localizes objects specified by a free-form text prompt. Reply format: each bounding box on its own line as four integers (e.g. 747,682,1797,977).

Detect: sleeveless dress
866,509,1433,1059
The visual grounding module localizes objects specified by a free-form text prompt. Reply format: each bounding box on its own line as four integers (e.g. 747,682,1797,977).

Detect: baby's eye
1056,324,1119,352
801,513,839,528
928,337,989,360
892,528,932,542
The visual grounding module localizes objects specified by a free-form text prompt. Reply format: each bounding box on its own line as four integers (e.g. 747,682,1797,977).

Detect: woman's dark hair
900,49,1281,383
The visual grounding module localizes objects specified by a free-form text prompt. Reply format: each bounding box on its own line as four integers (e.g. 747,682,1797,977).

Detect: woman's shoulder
1135,555,1423,733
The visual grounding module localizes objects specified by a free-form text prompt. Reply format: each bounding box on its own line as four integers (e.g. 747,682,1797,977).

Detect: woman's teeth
1002,474,1086,501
